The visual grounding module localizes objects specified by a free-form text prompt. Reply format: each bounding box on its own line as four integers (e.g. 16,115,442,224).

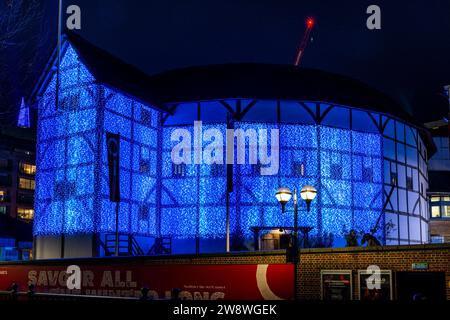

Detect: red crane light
294,17,316,66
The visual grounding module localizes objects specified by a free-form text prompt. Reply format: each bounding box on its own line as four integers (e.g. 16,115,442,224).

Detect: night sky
1,0,449,125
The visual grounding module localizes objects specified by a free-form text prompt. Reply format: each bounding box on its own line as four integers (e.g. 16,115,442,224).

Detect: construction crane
294,17,315,66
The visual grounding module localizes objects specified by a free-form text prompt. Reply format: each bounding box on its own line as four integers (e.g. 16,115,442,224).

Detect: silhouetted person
171,288,181,300
140,287,150,300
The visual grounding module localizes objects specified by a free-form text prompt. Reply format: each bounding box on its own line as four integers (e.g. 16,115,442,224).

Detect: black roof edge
28,33,436,156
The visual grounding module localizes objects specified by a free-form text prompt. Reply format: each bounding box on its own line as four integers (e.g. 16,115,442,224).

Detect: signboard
358,270,393,301
320,270,352,300
0,263,293,300
106,131,120,202
411,262,429,270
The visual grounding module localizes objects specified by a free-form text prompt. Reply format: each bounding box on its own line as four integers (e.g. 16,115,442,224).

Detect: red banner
0,263,293,300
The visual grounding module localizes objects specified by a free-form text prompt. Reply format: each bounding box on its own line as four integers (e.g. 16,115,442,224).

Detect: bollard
140,287,149,301
27,283,35,300
10,283,18,301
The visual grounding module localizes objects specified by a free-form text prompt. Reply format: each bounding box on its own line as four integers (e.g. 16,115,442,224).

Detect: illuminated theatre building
31,34,435,259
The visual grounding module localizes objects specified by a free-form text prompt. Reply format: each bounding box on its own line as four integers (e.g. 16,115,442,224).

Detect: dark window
138,205,149,221
13,149,33,156
61,93,80,111
0,159,10,169
211,164,224,177
390,172,398,186
292,161,305,177
251,163,262,176
140,159,150,173
17,193,34,205
0,206,7,215
172,163,186,177
362,167,373,182
0,174,10,187
141,108,152,126
330,164,342,179
406,176,413,190
54,181,76,200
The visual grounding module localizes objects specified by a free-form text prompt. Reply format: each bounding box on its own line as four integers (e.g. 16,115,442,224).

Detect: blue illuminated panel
35,43,160,236
35,41,383,241
35,43,98,235
161,123,383,239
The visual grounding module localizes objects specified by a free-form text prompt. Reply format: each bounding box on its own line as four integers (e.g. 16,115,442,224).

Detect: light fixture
275,187,292,213
300,185,317,211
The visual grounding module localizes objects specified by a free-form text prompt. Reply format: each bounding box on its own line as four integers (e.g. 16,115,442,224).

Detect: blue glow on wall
17,97,30,128
160,123,382,239
35,40,384,241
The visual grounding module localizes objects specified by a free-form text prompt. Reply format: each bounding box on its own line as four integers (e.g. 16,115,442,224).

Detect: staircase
102,234,144,256
100,234,172,256
148,237,172,255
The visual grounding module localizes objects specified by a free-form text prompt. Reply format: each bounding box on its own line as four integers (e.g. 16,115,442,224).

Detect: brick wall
3,244,449,300
430,220,450,242
98,244,449,300
297,244,450,300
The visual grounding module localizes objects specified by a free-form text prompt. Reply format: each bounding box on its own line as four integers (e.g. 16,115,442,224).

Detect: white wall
35,234,95,259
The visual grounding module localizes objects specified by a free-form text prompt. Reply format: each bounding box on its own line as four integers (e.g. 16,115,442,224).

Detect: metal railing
0,286,181,301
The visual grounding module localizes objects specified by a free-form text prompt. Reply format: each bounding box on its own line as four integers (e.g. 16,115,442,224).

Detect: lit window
20,163,36,175
431,206,440,218
19,178,35,190
431,196,440,202
0,206,6,215
17,208,34,221
0,190,6,202
443,196,450,202
443,205,450,218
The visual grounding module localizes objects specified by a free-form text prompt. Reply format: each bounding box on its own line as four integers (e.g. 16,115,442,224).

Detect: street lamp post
276,185,317,300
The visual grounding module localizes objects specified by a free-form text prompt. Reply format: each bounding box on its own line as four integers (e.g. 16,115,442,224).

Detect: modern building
0,126,35,260
425,117,450,243
30,33,436,259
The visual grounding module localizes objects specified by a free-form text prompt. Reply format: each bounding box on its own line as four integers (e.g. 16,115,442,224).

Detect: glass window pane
431,196,440,202
17,208,34,220
431,206,440,218
443,206,450,218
